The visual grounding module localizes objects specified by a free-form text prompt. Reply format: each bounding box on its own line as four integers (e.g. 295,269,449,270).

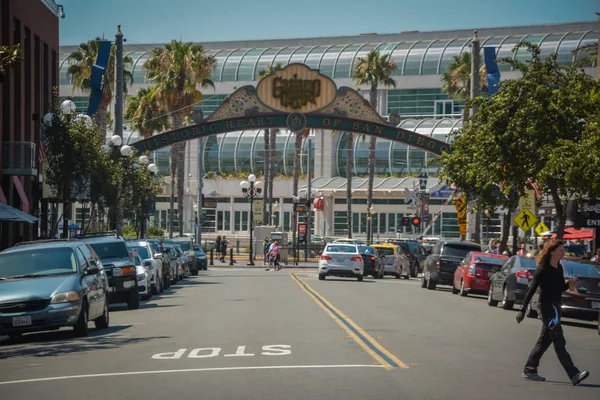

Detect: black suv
73,232,139,310
422,240,482,290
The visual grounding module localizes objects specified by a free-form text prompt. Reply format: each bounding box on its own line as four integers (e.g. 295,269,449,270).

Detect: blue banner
86,40,112,117
483,46,501,96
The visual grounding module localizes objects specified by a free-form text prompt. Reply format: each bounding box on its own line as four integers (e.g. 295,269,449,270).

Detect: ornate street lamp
240,174,263,266
418,170,428,235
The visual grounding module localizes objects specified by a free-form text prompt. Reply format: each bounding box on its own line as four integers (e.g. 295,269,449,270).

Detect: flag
38,139,46,163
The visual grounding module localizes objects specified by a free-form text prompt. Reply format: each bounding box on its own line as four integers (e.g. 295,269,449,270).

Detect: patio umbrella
549,228,594,241
0,203,38,223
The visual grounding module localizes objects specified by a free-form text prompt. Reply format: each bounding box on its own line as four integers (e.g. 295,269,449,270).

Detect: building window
387,88,464,118
334,211,347,236
75,207,90,227
235,211,249,231
442,212,459,238
284,212,291,232
217,211,231,231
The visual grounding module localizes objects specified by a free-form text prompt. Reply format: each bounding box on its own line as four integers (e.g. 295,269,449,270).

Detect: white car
127,241,164,295
134,256,152,300
318,244,364,281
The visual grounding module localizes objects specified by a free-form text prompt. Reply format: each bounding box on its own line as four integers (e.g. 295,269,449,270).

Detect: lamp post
272,202,280,231
240,174,263,266
369,205,375,242
419,171,428,237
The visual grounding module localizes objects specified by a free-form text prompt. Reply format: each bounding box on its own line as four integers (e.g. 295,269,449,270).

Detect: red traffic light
412,217,421,226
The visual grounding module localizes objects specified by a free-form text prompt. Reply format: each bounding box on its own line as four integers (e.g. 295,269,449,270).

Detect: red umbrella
550,228,594,241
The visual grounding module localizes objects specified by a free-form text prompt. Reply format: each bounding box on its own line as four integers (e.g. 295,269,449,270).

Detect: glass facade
387,89,464,118
58,30,597,85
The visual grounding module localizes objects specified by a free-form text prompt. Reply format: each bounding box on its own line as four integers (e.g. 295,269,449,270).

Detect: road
1,268,599,400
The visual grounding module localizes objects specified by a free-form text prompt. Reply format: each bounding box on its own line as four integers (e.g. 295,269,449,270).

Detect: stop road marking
152,345,292,360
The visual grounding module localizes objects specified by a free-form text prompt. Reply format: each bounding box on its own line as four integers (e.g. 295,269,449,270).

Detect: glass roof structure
299,176,442,193
59,28,597,85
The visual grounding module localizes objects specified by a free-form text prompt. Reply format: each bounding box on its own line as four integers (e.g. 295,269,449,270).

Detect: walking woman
517,239,589,385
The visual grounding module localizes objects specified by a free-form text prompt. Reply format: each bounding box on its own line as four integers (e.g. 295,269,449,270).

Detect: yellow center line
290,272,409,370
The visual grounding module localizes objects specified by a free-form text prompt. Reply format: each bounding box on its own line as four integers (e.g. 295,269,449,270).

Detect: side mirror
154,253,163,260
193,245,200,250
86,265,100,275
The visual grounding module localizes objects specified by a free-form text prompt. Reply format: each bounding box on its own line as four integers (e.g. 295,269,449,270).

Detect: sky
58,0,598,46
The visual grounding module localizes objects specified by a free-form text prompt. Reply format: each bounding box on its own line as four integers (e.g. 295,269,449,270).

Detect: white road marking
0,364,385,385
152,345,292,359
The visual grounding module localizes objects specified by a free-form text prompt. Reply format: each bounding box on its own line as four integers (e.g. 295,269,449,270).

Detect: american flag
38,138,47,163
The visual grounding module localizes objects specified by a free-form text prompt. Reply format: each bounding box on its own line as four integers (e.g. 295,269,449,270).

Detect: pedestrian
216,235,222,260
517,239,589,385
270,241,281,271
263,238,271,266
220,236,228,262
591,248,600,262
517,244,526,256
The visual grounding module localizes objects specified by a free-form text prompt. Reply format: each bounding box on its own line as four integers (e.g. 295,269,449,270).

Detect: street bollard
229,248,234,266
209,248,214,266
236,239,240,255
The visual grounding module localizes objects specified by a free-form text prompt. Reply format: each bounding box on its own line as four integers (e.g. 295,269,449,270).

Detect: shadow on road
170,280,222,287
321,278,375,283
545,380,600,388
0,326,169,359
561,320,598,330
109,303,180,312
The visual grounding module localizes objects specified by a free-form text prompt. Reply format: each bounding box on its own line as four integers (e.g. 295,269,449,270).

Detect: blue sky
59,0,598,46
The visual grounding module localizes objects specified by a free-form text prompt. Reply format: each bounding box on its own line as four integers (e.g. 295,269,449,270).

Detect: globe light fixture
147,163,159,174
60,99,76,114
75,114,93,129
138,155,149,164
42,112,54,127
120,144,133,157
110,135,123,146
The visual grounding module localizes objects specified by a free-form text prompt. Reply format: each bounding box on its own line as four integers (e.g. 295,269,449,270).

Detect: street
1,268,599,400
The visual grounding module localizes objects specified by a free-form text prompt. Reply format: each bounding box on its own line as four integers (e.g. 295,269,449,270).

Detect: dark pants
524,304,580,378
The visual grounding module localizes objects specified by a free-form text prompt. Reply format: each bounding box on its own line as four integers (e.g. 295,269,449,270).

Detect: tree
67,38,133,135
125,87,169,138
353,50,397,244
439,43,600,244
144,41,216,237
441,52,487,120
0,44,21,83
258,63,283,224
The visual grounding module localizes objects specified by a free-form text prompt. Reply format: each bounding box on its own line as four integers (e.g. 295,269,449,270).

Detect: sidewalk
209,260,317,269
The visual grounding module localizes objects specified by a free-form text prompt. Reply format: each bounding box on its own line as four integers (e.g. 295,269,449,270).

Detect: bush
147,226,164,237
123,224,136,237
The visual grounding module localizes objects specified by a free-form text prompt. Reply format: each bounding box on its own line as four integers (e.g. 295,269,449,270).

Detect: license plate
591,301,600,310
12,316,32,327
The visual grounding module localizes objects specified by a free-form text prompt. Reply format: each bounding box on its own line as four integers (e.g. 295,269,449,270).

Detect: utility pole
467,30,481,243
305,138,312,262
196,137,204,245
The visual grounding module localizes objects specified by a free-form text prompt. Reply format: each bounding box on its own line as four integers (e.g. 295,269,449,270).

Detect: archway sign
131,64,451,155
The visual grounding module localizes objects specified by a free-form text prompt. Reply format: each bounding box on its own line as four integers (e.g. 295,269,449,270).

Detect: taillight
467,265,476,277
515,270,533,279
350,256,362,262
321,255,332,261
435,260,440,270
370,256,376,261
406,253,413,260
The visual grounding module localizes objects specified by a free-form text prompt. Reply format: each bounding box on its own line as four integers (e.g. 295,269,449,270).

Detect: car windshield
89,242,128,259
0,248,77,278
475,263,504,272
326,245,357,253
128,245,150,260
561,261,600,277
442,244,481,257
519,257,538,269
358,246,376,256
166,241,190,251
377,248,395,257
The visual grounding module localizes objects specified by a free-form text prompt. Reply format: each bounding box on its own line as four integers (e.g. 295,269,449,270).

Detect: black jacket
522,261,570,310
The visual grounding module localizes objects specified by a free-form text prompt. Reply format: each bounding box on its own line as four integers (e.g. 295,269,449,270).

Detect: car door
494,258,514,299
81,245,105,318
425,242,442,275
76,246,98,318
456,253,471,287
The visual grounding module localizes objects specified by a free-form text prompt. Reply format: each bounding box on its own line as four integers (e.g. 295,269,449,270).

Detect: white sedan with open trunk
318,244,364,281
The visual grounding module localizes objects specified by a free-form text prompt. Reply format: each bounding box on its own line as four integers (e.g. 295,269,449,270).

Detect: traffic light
412,217,421,227
401,217,410,227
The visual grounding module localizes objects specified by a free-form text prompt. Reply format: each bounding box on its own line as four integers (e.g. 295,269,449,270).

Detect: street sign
455,196,467,235
514,208,538,232
298,223,307,244
253,200,264,223
535,222,549,236
194,223,198,229
519,190,536,213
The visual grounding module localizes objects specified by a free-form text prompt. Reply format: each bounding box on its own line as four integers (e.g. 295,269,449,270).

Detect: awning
0,202,39,223
547,228,594,241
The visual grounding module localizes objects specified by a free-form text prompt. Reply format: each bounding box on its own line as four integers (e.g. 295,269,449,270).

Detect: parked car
319,244,364,281
193,244,208,270
0,239,110,339
526,259,600,320
372,244,410,279
127,240,164,295
453,252,508,296
73,232,139,310
422,240,482,290
132,254,152,301
146,239,171,289
163,237,198,275
358,245,383,279
162,245,182,284
487,256,537,310
388,240,427,277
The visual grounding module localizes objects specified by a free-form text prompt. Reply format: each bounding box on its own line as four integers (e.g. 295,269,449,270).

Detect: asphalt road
1,267,599,400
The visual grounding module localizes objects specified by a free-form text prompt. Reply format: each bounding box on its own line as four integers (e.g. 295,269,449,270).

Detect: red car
453,252,509,296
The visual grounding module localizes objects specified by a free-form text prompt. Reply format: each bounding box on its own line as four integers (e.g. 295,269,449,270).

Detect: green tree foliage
0,44,22,83
439,43,600,241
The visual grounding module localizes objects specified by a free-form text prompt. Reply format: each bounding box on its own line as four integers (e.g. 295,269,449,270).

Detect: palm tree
125,87,169,138
67,38,133,135
441,52,487,120
353,50,397,244
258,63,283,224
144,41,216,237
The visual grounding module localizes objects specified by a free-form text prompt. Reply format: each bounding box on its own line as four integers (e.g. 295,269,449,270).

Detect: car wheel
127,288,140,310
94,299,110,329
452,280,459,295
357,275,363,282
525,302,538,319
158,275,164,294
460,280,468,297
501,286,514,310
427,277,437,290
487,287,499,307
152,279,159,296
318,274,326,281
73,302,89,337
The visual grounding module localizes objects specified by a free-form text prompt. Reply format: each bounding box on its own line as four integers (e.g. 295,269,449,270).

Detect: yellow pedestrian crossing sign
535,222,550,236
514,209,538,232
